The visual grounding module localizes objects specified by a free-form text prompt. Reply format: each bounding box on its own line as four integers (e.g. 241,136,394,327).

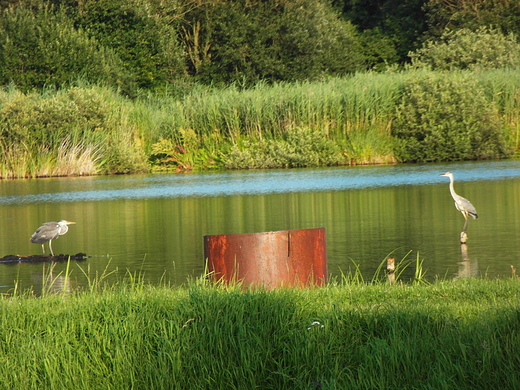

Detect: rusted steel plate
204,228,327,288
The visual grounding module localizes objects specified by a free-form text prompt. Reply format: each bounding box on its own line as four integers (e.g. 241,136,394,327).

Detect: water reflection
456,243,479,280
38,262,75,294
2,160,520,205
0,160,520,293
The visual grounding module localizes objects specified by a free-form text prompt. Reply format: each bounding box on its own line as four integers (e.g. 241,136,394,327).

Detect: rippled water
1,159,520,293
2,160,520,204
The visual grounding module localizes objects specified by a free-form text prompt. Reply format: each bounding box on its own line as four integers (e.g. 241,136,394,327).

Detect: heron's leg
41,243,45,254
49,240,54,256
462,214,469,232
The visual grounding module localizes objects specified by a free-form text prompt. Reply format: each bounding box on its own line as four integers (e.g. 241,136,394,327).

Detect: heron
439,172,478,232
30,220,76,256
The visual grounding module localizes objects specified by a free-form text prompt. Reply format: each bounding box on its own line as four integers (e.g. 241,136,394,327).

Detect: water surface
1,160,519,293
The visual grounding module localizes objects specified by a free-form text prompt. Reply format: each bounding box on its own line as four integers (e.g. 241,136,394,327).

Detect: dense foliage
1,0,520,91
423,0,520,38
178,0,366,85
392,72,512,162
332,0,428,61
0,2,133,92
409,27,520,71
0,0,368,92
0,85,148,177
70,0,185,90
1,0,520,175
225,127,342,169
1,69,519,177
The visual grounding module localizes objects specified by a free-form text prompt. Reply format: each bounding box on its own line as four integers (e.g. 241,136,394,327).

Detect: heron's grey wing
455,196,478,219
30,222,61,243
30,226,49,243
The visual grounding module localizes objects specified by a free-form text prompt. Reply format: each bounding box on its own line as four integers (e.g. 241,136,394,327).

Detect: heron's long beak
66,221,76,225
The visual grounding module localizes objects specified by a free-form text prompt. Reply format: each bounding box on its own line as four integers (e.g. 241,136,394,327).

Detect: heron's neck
449,177,458,198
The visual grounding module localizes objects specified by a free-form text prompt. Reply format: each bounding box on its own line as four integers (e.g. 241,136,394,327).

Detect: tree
178,0,366,85
332,0,428,62
72,0,186,89
0,1,134,92
424,0,520,38
409,27,520,71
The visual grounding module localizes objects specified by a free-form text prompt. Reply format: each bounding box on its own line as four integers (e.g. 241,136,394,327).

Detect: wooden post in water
457,241,471,278
460,231,468,244
387,257,395,285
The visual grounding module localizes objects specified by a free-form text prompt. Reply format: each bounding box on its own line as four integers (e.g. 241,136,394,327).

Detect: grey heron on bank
439,172,478,232
30,220,76,256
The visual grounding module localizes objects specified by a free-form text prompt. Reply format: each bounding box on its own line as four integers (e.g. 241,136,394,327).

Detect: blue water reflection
2,160,520,205
2,159,520,293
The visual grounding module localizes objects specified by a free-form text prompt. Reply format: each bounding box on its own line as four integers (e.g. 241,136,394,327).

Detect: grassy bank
1,277,520,389
1,69,520,178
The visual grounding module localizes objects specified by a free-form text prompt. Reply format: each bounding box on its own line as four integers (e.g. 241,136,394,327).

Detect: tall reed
155,73,403,141
2,69,520,177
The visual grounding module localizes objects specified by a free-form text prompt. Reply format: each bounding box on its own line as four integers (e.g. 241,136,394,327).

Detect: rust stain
204,228,327,289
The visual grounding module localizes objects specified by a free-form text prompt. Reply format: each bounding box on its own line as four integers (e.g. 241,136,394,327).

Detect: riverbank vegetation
1,0,520,178
1,276,519,389
1,68,520,178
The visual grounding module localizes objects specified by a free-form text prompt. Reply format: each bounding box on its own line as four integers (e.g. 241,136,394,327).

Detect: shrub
409,27,520,71
149,129,218,172
0,86,149,177
392,72,512,162
0,88,107,145
225,127,343,169
0,1,135,93
72,0,186,90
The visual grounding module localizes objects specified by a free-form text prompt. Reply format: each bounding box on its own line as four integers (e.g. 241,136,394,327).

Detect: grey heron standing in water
439,172,478,232
30,220,76,256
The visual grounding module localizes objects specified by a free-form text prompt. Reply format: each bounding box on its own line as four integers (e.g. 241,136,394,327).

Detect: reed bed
2,68,520,177
1,274,519,390
138,73,402,171
166,73,403,140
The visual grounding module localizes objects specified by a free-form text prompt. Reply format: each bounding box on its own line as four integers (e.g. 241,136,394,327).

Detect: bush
72,0,186,90
0,86,149,177
0,1,135,93
0,88,108,145
225,127,343,169
149,129,222,172
409,27,520,71
392,72,512,162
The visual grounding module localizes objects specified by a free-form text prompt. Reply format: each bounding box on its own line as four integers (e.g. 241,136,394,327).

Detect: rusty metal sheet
204,228,327,288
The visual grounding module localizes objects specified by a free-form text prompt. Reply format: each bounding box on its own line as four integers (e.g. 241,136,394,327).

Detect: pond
1,160,520,293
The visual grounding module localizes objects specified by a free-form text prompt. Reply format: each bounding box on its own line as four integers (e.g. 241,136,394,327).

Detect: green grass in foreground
1,278,520,389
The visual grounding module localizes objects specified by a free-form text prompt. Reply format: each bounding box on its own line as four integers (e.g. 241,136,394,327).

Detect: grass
0,270,519,389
